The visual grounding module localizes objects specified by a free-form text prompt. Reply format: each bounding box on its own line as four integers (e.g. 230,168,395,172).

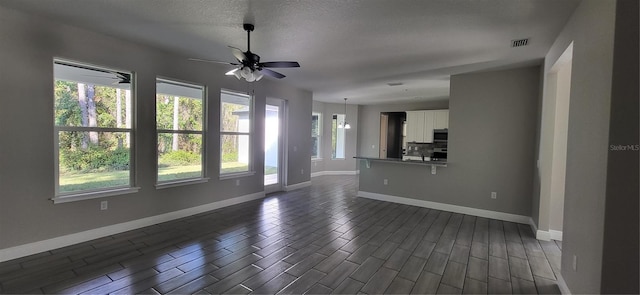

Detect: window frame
219,89,255,179
311,112,322,160
155,77,208,188
52,59,139,203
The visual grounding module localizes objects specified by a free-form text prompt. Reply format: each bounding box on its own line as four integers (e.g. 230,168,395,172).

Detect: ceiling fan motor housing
242,52,261,71
243,23,255,32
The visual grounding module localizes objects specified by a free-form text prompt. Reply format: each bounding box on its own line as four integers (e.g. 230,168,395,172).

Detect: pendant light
340,97,351,129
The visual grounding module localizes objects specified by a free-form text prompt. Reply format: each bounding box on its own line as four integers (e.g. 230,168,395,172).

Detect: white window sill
312,158,323,161
219,171,256,180
51,187,141,204
332,158,346,161
156,178,210,190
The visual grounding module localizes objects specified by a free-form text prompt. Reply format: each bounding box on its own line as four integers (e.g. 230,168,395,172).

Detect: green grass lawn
59,162,276,192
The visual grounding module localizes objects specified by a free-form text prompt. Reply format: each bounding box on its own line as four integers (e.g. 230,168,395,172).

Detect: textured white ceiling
0,0,580,104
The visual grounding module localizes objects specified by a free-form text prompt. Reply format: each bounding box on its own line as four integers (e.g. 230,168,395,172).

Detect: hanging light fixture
339,98,351,129
225,67,263,82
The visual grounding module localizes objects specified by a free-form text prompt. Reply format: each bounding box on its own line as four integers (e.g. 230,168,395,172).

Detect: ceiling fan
189,23,300,82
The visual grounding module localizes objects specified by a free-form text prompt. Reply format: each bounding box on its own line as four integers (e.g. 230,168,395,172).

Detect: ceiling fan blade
228,46,247,62
259,61,300,68
188,58,238,65
225,68,240,76
259,68,286,79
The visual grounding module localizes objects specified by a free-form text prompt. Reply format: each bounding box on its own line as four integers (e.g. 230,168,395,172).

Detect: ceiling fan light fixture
254,71,264,81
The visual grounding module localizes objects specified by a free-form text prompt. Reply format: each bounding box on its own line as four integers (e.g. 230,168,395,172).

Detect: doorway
264,98,285,193
380,112,407,159
539,42,573,241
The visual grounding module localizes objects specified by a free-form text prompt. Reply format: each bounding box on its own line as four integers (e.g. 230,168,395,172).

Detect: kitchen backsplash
405,142,447,157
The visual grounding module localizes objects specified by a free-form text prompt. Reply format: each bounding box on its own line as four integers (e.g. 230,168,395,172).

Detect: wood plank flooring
0,175,562,294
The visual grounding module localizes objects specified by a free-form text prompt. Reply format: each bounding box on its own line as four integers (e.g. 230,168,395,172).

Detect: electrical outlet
572,254,577,271
301,169,304,175
383,179,388,185
100,201,108,210
491,192,497,199
431,165,437,174
235,179,240,186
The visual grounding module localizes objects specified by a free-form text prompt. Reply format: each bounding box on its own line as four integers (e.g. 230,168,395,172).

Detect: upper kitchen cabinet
433,110,449,129
405,110,448,143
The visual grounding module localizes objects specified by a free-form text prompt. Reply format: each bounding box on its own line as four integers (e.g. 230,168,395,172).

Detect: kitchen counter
354,156,447,169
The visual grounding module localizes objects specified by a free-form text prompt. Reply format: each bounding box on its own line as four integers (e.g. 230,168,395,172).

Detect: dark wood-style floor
0,176,563,294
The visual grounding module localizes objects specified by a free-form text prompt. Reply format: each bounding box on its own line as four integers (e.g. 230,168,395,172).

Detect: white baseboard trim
557,273,571,294
529,218,551,241
358,191,530,224
550,230,563,241
528,218,563,241
311,170,358,178
0,191,266,263
284,181,311,191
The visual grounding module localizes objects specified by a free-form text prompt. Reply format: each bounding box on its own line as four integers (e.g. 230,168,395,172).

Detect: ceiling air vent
387,82,404,86
511,38,529,48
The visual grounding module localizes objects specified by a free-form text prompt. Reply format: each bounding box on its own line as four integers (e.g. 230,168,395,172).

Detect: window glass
311,112,321,159
221,90,252,175
156,78,205,183
332,114,346,159
54,60,133,195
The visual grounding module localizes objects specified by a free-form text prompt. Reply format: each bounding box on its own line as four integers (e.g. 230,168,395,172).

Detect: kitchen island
354,155,532,225
354,156,447,172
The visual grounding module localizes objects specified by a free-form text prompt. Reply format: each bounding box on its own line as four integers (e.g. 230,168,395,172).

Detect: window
53,60,134,199
220,90,253,176
156,78,205,184
332,114,346,159
311,112,321,159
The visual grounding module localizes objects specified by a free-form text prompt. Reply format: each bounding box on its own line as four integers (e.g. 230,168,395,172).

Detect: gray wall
359,66,540,217
311,100,359,173
601,0,638,293
0,6,312,250
357,100,449,158
539,1,620,293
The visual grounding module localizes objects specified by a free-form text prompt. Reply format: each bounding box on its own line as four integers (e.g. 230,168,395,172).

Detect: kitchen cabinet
405,109,448,143
434,110,449,129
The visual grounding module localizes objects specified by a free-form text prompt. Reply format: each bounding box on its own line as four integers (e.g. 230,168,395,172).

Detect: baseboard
0,191,266,263
528,218,563,241
557,273,571,294
529,218,551,241
310,171,324,178
358,191,530,224
284,181,311,191
311,170,358,178
550,230,563,241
